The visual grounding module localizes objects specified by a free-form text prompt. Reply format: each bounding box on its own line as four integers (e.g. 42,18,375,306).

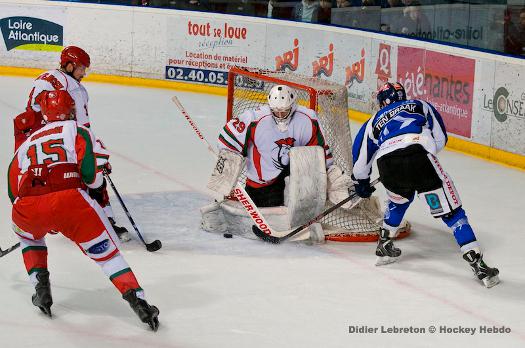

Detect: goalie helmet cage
226,67,410,242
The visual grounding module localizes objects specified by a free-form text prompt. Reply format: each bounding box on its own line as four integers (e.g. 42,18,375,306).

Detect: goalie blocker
202,146,340,242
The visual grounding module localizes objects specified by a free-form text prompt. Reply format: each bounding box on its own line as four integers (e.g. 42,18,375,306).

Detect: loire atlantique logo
0,16,63,51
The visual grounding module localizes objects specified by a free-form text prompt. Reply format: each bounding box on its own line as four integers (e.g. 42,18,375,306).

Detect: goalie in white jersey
12,46,130,242
203,85,353,241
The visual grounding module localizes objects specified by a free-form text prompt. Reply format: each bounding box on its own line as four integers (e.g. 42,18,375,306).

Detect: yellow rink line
2,65,524,171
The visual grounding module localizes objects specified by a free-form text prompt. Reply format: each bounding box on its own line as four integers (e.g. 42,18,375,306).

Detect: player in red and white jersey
8,90,160,330
13,45,129,241
217,85,350,208
14,46,91,147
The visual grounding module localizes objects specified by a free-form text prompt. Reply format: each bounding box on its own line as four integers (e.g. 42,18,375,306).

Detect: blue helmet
376,82,406,107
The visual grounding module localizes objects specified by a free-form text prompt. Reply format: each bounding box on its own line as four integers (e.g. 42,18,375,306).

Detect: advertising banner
0,4,65,62
397,46,475,138
166,17,266,86
480,61,525,155
266,25,371,110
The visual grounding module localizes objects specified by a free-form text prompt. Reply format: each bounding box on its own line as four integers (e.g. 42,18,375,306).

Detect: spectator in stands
318,0,332,23
336,0,351,7
226,0,256,16
383,0,403,7
397,5,431,37
505,8,525,55
293,0,321,22
362,0,377,6
148,0,208,10
335,0,362,7
268,0,301,19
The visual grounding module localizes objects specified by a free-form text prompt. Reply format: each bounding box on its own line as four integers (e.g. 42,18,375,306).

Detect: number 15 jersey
8,120,103,203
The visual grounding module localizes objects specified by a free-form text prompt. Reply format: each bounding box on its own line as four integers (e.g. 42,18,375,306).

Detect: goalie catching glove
326,165,354,209
207,149,245,198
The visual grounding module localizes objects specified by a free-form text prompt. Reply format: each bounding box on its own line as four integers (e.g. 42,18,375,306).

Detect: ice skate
375,228,401,266
123,289,160,331
109,217,131,242
463,250,500,288
32,270,53,317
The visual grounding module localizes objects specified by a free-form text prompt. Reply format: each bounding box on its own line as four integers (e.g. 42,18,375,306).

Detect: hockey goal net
226,67,410,242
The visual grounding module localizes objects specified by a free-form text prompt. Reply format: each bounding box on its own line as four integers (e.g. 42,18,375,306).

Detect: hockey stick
0,242,20,258
104,172,162,252
171,95,291,239
252,178,380,243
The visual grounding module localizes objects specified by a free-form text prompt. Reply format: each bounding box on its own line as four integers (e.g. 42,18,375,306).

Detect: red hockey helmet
39,90,76,122
60,46,90,69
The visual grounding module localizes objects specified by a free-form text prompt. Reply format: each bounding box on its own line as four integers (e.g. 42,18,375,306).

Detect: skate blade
483,275,500,288
148,306,160,332
148,317,160,332
38,306,52,317
375,256,398,266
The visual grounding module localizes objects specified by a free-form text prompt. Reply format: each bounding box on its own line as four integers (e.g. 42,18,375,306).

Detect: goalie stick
251,178,380,244
0,242,20,258
170,95,303,240
104,172,162,252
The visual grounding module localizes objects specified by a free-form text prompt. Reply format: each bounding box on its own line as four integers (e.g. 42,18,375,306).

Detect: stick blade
252,226,281,244
146,240,162,252
0,243,20,258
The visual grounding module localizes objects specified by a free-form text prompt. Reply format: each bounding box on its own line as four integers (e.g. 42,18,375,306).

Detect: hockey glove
102,162,112,175
88,178,110,207
351,174,375,198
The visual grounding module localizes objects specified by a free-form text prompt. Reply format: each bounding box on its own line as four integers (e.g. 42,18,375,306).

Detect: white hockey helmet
268,85,297,120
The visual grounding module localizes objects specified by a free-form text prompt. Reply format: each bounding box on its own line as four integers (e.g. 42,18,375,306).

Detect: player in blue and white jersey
351,82,499,288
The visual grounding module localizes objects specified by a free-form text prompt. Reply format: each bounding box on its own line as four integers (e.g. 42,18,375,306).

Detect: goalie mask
268,85,297,132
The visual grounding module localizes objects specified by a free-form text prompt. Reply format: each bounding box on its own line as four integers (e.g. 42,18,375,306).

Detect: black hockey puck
223,233,233,238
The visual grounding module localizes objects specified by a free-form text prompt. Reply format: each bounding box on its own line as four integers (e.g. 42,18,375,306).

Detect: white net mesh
227,67,387,239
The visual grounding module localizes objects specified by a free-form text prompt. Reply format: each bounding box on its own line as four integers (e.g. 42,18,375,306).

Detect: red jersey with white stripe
218,105,333,186
27,69,90,127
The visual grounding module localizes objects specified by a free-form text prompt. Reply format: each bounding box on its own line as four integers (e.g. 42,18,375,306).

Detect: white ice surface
0,75,524,348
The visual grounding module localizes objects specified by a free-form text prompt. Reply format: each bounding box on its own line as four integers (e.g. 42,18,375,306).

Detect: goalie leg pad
207,149,245,198
286,146,327,228
200,201,227,233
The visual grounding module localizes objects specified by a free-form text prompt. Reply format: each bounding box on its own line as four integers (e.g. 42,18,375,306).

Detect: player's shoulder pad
294,105,318,119
240,105,272,123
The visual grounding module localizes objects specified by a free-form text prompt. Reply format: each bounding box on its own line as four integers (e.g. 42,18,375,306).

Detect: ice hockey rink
1,75,524,348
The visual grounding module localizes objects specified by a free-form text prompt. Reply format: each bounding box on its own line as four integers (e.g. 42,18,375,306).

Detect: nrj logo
275,38,299,72
312,43,333,78
483,87,525,122
345,48,365,88
0,16,63,51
